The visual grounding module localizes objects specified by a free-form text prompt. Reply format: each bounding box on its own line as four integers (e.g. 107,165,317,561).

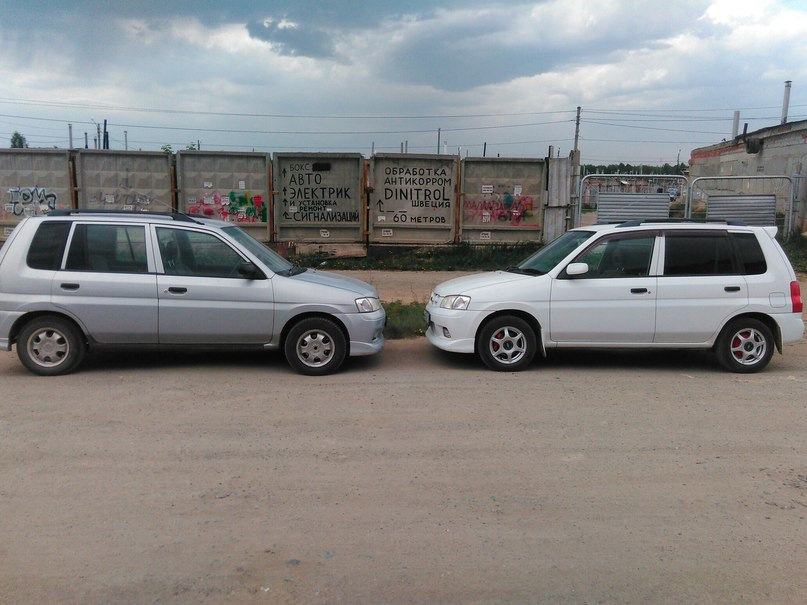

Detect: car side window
730,232,767,275
26,221,72,270
65,224,148,273
156,227,245,278
574,235,655,278
663,233,735,276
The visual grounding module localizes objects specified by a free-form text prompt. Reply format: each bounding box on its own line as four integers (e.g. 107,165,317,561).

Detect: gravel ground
0,271,805,605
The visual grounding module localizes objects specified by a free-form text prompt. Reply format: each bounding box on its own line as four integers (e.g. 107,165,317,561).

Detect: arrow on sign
282,168,287,178
283,211,291,220
376,199,384,211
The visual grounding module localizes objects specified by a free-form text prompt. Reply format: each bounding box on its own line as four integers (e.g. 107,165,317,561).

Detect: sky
1,0,806,166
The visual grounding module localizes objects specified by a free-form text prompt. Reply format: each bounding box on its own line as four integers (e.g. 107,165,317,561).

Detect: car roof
573,220,770,235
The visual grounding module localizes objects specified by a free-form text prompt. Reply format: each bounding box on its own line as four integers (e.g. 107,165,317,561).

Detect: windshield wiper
505,266,543,275
281,264,308,276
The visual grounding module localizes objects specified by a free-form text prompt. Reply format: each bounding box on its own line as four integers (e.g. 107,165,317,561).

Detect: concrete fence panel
370,153,457,244
178,151,270,241
76,150,173,213
1,149,73,238
460,157,544,243
274,153,364,243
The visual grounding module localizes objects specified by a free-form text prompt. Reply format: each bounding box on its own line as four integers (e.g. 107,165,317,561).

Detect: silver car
0,210,385,376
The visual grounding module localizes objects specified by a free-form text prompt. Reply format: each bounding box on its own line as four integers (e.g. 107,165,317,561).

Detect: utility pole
573,106,581,152
437,128,441,154
124,131,128,150
68,123,73,149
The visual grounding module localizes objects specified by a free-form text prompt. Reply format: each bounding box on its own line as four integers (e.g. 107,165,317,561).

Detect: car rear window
26,221,71,270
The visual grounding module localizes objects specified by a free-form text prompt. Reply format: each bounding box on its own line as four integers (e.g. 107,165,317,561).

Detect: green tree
10,131,27,148
160,144,173,154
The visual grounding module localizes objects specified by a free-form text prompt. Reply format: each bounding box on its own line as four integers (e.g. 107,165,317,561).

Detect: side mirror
565,262,590,277
237,262,265,279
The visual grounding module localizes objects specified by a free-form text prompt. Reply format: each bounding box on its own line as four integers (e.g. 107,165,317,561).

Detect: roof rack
614,218,748,228
47,209,202,223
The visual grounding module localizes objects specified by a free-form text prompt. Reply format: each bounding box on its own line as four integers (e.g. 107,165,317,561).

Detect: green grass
291,242,542,272
784,233,807,274
383,300,426,339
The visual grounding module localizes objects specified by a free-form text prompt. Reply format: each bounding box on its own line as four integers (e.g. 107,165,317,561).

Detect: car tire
17,316,86,376
478,315,536,371
715,318,774,373
284,317,347,376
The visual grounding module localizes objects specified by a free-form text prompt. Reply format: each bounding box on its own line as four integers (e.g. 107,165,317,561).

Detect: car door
154,226,274,344
52,222,159,343
654,231,748,344
549,232,658,343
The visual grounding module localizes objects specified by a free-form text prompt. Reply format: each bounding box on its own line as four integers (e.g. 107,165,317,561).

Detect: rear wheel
478,315,536,371
17,316,86,376
715,318,774,373
284,317,347,376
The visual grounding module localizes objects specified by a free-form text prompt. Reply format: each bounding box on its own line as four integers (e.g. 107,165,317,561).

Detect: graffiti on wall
93,189,162,211
3,187,58,219
187,191,266,222
463,192,538,227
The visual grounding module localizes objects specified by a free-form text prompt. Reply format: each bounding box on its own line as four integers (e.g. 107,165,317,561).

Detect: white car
425,221,804,373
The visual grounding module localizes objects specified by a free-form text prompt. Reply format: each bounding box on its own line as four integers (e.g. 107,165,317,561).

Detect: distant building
689,119,807,232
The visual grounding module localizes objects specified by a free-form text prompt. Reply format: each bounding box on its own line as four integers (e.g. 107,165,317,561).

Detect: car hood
288,269,379,298
433,270,535,296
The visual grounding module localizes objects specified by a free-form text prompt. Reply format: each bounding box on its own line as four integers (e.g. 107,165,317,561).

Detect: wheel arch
280,312,351,355
9,311,88,348
474,310,545,357
718,312,782,354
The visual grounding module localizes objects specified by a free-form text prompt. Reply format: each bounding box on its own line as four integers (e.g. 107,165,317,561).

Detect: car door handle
630,288,648,294
724,286,741,292
60,283,80,291
166,287,188,294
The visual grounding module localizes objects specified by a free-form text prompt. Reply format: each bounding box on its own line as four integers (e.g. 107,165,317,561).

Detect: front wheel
17,316,86,376
478,315,536,371
284,317,347,376
715,318,774,373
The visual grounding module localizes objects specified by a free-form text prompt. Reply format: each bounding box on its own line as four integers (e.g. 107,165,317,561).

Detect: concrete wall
0,149,579,245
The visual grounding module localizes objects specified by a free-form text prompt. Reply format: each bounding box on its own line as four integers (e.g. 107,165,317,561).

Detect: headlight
355,297,382,313
439,295,471,310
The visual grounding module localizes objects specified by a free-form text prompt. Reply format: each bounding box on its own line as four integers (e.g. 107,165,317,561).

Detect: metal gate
579,174,687,226
705,195,777,225
596,192,670,222
689,176,794,235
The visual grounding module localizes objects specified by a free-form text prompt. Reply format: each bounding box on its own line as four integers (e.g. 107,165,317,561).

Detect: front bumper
424,304,478,354
344,308,386,356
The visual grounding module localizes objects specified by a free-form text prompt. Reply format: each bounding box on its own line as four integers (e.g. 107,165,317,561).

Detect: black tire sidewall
716,318,774,373
17,316,85,376
284,318,347,376
478,315,536,372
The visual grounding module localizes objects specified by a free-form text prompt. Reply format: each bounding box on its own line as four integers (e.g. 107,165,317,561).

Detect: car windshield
510,230,595,275
222,226,302,275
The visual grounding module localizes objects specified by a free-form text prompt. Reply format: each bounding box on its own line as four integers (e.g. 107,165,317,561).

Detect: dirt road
1,272,806,604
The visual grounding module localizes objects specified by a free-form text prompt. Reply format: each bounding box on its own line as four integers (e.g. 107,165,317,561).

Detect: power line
0,97,576,121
